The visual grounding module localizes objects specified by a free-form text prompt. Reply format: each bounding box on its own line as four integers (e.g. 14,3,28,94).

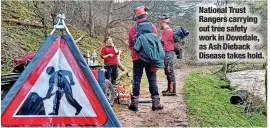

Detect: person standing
128,2,163,111
44,66,82,115
100,37,119,85
159,14,176,96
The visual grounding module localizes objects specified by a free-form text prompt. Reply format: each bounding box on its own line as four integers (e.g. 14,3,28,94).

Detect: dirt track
116,69,190,127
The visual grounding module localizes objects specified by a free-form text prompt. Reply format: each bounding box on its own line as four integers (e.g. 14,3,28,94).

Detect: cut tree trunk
75,35,85,43
117,62,130,80
117,51,130,80
2,18,43,28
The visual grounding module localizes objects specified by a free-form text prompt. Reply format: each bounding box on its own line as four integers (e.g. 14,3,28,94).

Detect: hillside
1,1,132,75
1,1,267,127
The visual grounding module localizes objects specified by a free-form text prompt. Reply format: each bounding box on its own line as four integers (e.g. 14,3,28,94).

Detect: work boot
161,83,170,94
162,81,171,93
128,95,139,111
75,105,82,115
161,89,169,93
163,82,176,96
151,96,163,111
111,79,116,85
161,85,169,93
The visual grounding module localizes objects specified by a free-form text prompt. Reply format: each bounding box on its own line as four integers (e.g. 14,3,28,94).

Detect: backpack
132,21,152,45
173,26,189,43
173,26,189,59
133,21,165,68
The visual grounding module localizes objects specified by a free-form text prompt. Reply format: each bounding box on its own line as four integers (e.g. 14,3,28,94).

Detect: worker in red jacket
128,2,163,111
159,14,176,96
100,37,119,85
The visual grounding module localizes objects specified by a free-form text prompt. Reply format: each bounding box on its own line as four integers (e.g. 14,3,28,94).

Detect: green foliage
1,1,133,75
184,72,266,127
207,63,265,80
1,22,133,75
255,0,267,16
1,23,45,74
226,63,264,72
1,0,32,19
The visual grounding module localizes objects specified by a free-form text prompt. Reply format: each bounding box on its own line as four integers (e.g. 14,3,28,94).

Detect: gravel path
116,69,190,127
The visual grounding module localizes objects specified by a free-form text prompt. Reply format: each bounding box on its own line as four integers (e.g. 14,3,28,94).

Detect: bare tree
50,1,61,27
104,0,114,40
32,1,48,37
88,0,95,37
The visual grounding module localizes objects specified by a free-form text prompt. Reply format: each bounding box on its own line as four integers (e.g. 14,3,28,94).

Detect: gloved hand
44,93,53,100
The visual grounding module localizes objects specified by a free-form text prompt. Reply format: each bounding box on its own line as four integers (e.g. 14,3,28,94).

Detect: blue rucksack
173,26,189,43
173,26,189,59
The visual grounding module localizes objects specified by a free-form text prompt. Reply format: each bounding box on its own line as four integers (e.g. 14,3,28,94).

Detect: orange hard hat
135,6,147,17
133,2,148,17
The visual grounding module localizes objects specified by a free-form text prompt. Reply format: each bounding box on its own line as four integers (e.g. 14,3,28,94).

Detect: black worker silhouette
44,66,82,115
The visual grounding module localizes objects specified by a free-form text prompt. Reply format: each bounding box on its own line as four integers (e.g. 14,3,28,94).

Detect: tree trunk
32,1,48,37
104,0,113,40
117,62,130,80
75,35,85,43
265,63,267,102
116,51,130,80
118,62,126,71
1,18,43,28
223,0,228,76
88,1,95,37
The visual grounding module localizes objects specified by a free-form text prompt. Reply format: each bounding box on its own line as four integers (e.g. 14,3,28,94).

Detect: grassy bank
1,22,132,74
184,72,266,127
1,0,133,74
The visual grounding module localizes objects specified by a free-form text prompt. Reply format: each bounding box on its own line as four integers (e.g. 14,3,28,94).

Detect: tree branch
113,1,132,11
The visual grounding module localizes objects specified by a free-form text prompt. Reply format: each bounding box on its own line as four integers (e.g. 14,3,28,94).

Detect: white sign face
13,49,97,117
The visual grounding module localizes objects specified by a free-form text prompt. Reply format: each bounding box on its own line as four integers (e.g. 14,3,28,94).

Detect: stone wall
226,70,266,101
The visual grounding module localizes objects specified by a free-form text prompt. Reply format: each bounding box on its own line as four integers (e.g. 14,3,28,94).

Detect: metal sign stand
49,14,71,35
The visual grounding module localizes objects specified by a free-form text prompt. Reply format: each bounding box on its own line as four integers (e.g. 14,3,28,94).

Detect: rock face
226,70,266,102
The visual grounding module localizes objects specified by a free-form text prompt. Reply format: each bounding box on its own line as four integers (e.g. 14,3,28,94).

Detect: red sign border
1,38,107,126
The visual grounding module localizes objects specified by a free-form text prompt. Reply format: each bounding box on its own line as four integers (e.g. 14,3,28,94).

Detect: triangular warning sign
1,35,121,127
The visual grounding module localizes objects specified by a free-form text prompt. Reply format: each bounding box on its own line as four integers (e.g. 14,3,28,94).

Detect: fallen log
117,50,131,80
117,63,129,80
2,18,43,28
118,61,126,71
75,35,85,43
